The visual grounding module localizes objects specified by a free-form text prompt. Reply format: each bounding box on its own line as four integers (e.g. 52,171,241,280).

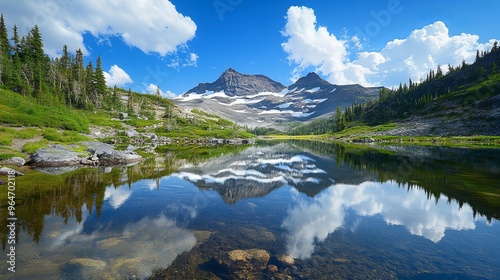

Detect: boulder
0,156,25,167
82,142,142,165
28,145,83,167
216,249,270,279
28,142,142,167
125,129,138,137
0,167,24,176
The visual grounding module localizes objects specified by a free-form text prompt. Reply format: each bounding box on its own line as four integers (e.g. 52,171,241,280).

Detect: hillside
288,43,500,137
352,44,500,136
0,87,252,163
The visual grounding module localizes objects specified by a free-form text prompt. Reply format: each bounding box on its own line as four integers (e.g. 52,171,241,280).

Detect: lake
1,141,499,279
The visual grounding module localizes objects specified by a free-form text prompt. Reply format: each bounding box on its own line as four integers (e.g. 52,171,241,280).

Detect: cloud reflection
23,208,196,279
282,181,478,259
104,186,133,209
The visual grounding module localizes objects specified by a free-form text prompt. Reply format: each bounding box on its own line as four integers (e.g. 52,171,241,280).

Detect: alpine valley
175,68,382,127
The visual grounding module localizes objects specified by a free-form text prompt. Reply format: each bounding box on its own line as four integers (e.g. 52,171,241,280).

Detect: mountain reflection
282,181,480,259
1,140,499,279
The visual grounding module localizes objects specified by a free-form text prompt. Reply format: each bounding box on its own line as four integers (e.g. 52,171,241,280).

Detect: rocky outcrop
28,145,84,167
186,68,286,97
28,142,142,167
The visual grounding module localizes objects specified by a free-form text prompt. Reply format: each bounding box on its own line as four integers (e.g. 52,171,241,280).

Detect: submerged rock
216,249,270,279
68,258,107,268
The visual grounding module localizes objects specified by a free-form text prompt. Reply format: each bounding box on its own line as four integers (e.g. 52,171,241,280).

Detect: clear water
1,141,499,279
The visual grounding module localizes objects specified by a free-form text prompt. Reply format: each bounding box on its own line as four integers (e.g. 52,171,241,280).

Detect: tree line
0,15,118,111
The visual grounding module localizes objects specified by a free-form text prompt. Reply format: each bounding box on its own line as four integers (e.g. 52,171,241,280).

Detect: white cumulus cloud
103,65,133,87
1,0,197,57
282,6,498,87
145,83,177,99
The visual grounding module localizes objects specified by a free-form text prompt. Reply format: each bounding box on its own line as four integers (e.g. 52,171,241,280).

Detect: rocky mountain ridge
176,68,382,127
187,68,286,97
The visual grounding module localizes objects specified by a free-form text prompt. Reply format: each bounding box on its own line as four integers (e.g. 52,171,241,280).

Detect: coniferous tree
94,55,107,97
27,25,48,96
85,61,95,109
335,106,345,131
0,14,11,86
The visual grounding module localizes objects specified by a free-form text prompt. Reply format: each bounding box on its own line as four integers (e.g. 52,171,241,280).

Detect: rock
333,258,349,264
28,146,84,167
0,167,24,176
192,230,212,245
241,227,276,242
150,133,159,142
267,264,278,273
216,249,270,279
125,129,138,137
277,255,295,266
69,258,107,268
0,156,26,167
0,179,6,185
81,141,142,165
118,112,128,120
28,142,142,167
126,144,137,151
98,150,142,165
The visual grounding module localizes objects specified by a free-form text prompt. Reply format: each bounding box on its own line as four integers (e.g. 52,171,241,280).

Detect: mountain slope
345,44,500,136
176,69,381,127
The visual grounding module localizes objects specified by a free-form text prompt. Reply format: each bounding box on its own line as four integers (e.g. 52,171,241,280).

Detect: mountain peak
289,72,332,90
186,68,286,96
223,67,238,74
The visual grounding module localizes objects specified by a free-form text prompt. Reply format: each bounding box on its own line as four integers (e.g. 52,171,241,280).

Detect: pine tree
0,14,11,86
10,25,26,94
85,61,95,109
335,106,345,131
27,25,48,96
436,65,443,79
112,84,120,111
94,56,107,97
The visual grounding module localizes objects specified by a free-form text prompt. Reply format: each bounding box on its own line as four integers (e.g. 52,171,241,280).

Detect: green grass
0,88,89,132
22,139,49,154
82,111,124,130
0,127,43,145
125,118,161,128
42,128,90,143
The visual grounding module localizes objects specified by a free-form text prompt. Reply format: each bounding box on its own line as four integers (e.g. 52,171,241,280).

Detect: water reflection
283,181,481,259
1,141,499,279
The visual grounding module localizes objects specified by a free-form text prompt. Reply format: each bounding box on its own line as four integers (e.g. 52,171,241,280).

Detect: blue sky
2,0,499,96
